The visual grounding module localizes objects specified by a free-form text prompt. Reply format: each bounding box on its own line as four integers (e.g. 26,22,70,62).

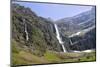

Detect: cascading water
54,24,67,52
23,19,29,41
25,24,29,41
70,39,73,45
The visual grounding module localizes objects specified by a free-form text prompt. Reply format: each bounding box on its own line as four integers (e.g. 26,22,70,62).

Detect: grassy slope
12,38,96,66
12,45,96,66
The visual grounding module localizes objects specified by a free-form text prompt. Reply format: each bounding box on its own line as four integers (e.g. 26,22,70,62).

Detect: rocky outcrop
69,27,96,51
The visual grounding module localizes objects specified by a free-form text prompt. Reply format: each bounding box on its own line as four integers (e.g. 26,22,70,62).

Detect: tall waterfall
23,19,29,41
25,24,29,41
54,24,67,52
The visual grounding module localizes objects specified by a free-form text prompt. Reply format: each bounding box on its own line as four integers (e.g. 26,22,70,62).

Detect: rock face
69,27,96,51
12,4,61,56
56,7,96,51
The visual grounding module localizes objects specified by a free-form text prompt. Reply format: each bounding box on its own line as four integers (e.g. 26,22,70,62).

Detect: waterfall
54,24,67,52
25,24,29,41
70,39,73,45
23,19,29,41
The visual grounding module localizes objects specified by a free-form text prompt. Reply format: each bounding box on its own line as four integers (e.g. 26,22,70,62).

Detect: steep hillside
69,27,96,51
12,3,62,58
56,7,95,36
56,7,96,51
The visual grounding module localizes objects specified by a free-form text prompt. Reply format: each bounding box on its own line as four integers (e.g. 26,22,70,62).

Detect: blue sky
13,1,93,20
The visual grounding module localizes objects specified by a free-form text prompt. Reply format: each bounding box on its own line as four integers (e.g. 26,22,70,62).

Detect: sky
12,1,93,21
